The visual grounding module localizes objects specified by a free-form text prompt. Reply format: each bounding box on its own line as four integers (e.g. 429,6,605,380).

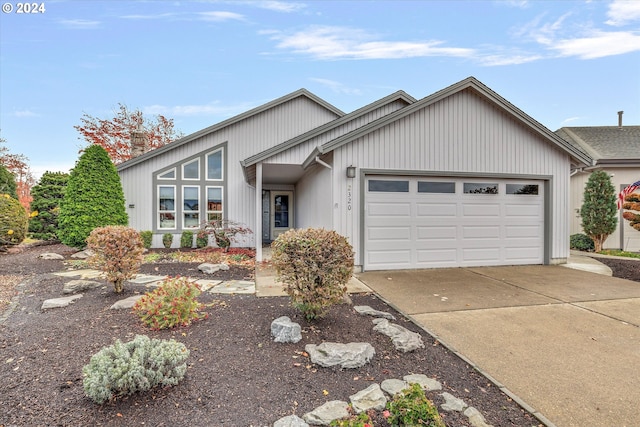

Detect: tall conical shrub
58,145,128,248
580,170,617,252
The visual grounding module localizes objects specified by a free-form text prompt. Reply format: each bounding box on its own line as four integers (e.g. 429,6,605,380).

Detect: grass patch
598,249,640,259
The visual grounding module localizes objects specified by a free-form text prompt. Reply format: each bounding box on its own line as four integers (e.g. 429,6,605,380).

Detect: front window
207,186,223,222
159,186,176,229
207,149,223,180
182,159,200,180
183,186,200,229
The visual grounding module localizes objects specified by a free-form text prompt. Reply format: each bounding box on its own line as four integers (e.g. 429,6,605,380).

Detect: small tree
0,193,29,250
58,145,128,248
28,171,69,240
580,170,617,252
622,193,640,232
271,228,354,321
86,226,144,293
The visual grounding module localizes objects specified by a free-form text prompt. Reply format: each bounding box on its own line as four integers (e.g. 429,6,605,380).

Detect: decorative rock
271,316,302,343
354,305,395,320
71,249,93,259
198,263,221,274
403,374,442,391
349,383,387,413
41,294,83,310
62,279,102,294
381,378,408,396
127,274,166,284
273,415,309,427
372,318,424,352
302,400,350,426
219,263,230,271
464,407,493,427
110,295,144,310
440,392,468,412
38,252,64,260
305,342,375,369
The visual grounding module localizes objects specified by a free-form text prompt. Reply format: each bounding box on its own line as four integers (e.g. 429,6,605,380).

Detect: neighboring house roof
117,89,345,172
303,76,593,168
556,126,640,167
240,90,416,168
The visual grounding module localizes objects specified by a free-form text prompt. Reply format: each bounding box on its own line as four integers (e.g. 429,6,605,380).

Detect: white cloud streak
267,26,475,60
198,11,246,22
309,78,362,95
58,19,101,29
144,101,258,117
606,0,640,26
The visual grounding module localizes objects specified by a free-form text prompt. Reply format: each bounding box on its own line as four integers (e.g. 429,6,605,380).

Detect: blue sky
1,0,639,179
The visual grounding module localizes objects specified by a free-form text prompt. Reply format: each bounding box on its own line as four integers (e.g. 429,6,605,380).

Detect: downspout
315,156,332,170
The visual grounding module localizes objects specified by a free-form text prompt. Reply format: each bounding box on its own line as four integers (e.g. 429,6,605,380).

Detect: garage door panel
417,226,457,240
462,225,500,239
364,176,544,270
367,226,411,241
462,203,500,217
416,203,457,217
368,202,411,217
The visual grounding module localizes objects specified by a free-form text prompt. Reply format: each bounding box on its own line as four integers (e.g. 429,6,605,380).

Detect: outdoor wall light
346,165,356,178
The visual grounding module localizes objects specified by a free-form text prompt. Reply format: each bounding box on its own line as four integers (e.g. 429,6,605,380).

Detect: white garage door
364,176,545,270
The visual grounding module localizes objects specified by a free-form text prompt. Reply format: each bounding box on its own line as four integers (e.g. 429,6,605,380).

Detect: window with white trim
207,149,223,181
206,186,223,222
183,186,200,229
158,168,176,180
158,186,176,229
182,159,200,180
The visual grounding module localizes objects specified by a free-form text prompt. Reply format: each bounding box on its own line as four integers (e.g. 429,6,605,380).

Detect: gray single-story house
117,77,592,271
557,120,640,252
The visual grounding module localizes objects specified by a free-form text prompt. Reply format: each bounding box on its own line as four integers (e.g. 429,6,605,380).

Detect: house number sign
347,184,352,211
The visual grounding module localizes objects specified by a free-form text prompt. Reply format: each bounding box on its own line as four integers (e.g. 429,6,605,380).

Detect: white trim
182,185,200,229
206,148,224,181
157,167,176,180
182,158,200,181
206,185,224,222
158,184,176,230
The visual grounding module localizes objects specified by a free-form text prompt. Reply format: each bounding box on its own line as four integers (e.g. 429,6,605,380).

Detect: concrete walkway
355,255,640,427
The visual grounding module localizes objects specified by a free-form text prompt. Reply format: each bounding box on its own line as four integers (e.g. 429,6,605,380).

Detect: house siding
119,96,340,246
330,89,571,266
295,159,333,230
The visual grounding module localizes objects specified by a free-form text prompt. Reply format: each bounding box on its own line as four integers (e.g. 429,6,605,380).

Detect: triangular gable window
158,168,176,179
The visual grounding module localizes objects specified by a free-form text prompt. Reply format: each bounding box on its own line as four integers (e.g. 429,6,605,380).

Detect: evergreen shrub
0,193,28,249
82,335,189,404
180,230,194,248
140,230,153,249
28,171,69,240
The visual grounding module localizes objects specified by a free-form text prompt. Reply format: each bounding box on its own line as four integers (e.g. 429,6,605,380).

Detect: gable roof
240,90,416,168
303,76,593,168
556,126,640,165
117,89,344,172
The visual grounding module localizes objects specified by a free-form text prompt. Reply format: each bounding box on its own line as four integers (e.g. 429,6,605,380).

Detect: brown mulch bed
1,244,638,427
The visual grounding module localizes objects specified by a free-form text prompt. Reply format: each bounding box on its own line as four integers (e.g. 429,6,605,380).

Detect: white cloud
309,78,362,95
144,101,258,117
551,30,640,59
257,1,307,13
267,26,475,60
198,11,245,22
13,110,40,118
561,116,582,126
58,19,101,29
31,163,75,180
606,0,640,26
120,13,182,20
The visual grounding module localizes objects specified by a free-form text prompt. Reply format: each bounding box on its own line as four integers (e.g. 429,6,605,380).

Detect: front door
270,191,293,240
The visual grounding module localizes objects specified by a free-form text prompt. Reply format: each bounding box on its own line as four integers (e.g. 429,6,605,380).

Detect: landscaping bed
2,243,638,426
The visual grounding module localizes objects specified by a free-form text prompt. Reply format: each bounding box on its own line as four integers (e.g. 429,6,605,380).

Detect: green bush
196,230,208,248
133,276,207,330
140,230,153,249
570,233,595,252
580,170,617,252
82,335,189,404
86,226,144,293
58,145,128,248
0,193,29,249
330,410,373,426
180,230,194,248
386,383,445,427
28,171,69,240
271,228,354,321
0,164,18,200
162,233,173,248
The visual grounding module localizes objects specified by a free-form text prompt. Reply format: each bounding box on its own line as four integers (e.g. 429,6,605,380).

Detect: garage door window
368,180,409,192
418,181,455,193
506,184,539,195
464,183,498,194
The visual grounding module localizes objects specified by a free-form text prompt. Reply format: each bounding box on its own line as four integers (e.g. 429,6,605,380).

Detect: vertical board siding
333,89,572,264
119,96,339,245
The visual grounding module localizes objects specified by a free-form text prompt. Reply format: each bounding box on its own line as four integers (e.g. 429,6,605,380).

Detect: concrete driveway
356,265,640,427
